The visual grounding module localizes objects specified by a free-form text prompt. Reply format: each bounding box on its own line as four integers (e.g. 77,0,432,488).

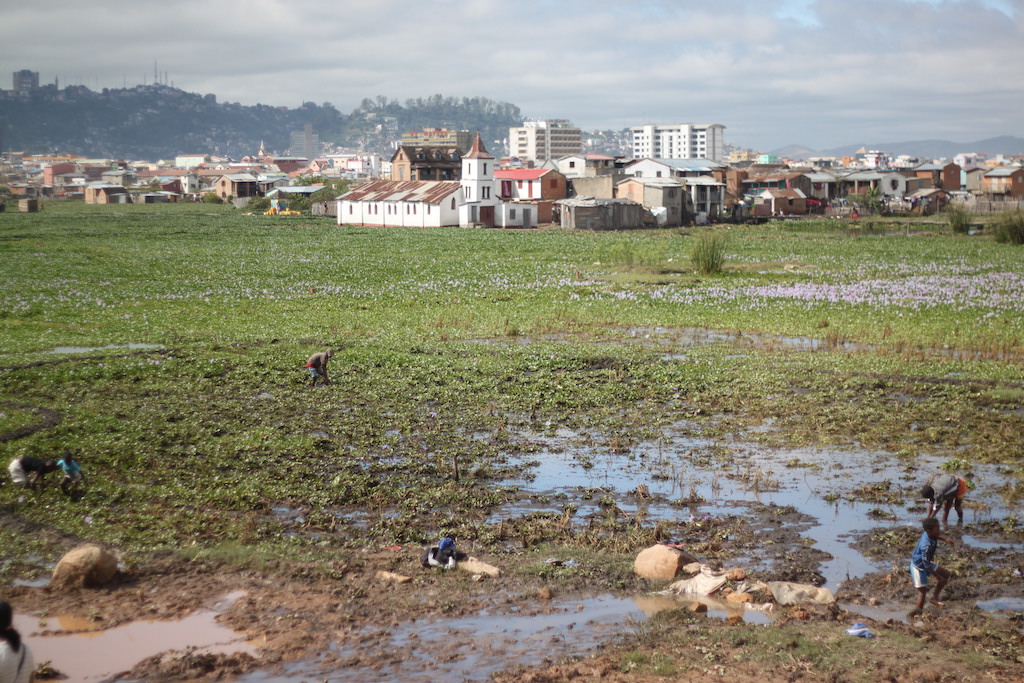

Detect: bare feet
929,599,945,607
908,608,922,618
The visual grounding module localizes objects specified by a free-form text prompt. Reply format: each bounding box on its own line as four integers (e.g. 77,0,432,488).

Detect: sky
2,0,1022,152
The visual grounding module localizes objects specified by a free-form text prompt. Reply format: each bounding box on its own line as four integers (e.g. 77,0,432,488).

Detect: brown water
15,592,255,682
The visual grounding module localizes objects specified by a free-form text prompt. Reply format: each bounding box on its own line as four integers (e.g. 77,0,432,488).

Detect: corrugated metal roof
984,167,1022,177
339,180,461,204
557,197,638,207
761,188,806,199
495,169,550,180
618,177,682,187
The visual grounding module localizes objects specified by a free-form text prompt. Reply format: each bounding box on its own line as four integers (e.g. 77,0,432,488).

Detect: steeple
464,133,494,160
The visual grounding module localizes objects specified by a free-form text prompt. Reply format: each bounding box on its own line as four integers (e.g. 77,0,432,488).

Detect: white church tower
459,133,499,227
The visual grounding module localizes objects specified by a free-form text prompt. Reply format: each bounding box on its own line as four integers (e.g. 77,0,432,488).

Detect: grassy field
3,201,1023,679
2,202,1022,559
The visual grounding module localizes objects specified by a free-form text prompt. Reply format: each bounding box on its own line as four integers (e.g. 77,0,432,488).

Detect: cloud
1,0,1021,150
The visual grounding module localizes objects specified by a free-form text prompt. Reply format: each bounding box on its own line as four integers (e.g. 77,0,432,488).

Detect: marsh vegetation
1,203,1022,681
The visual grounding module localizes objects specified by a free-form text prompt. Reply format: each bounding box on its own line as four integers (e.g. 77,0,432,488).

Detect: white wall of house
623,159,674,179
879,172,908,197
555,156,587,178
495,202,535,229
338,194,460,227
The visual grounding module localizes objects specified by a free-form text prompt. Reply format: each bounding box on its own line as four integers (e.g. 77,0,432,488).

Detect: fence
965,199,1024,215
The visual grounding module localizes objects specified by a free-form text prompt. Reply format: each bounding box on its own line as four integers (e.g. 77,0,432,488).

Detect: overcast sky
3,0,1022,151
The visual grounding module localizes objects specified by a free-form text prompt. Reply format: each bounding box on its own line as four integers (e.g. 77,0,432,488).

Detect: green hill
0,84,522,160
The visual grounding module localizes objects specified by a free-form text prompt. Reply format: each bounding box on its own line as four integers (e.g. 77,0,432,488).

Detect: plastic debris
845,622,875,638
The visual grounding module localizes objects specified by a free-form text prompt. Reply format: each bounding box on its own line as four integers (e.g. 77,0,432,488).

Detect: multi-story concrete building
12,69,39,93
629,123,726,162
509,120,582,163
290,124,320,161
401,128,475,152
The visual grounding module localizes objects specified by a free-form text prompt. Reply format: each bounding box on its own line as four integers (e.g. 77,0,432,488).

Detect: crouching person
422,536,458,570
57,452,87,496
8,455,57,490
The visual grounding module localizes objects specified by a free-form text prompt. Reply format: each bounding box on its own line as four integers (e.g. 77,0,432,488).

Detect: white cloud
1,0,1021,150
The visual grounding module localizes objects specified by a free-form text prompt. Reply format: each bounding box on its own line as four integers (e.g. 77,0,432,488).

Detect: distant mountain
772,136,1024,161
0,84,522,160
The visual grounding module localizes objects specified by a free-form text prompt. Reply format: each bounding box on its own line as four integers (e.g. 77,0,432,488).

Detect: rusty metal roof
339,180,461,204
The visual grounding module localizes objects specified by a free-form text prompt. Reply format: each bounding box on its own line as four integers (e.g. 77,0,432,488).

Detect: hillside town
3,72,1024,228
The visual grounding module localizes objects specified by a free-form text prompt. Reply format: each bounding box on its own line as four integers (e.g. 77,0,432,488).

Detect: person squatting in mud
305,348,334,387
56,451,86,496
7,455,57,490
921,472,968,525
909,517,956,617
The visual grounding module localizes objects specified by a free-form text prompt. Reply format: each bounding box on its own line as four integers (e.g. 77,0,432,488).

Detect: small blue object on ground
845,622,875,638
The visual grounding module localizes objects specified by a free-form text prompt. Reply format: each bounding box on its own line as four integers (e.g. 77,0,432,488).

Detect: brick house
214,173,260,200
84,182,129,204
389,146,463,181
494,168,567,223
981,167,1024,199
615,177,686,226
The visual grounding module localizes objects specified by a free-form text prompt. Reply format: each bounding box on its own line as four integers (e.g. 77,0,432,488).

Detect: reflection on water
45,343,162,354
495,425,1011,592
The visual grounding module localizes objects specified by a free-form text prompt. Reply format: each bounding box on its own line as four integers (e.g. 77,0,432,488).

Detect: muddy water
234,594,772,683
497,425,1012,589
15,592,255,682
45,343,162,354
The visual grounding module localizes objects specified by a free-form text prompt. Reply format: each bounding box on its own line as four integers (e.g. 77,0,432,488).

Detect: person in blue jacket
909,517,955,617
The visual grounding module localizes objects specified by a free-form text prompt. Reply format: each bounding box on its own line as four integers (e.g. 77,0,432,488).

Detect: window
510,209,516,219
348,204,353,214
451,198,456,210
569,161,576,168
482,187,490,199
549,179,557,189
483,163,487,175
517,180,524,189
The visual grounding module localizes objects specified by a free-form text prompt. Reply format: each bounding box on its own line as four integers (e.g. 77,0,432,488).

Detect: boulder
457,557,500,578
633,545,701,580
375,570,412,584
51,543,118,589
726,592,754,604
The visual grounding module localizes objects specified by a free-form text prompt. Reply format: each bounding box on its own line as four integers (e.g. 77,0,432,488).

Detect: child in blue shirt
56,452,86,496
909,517,955,617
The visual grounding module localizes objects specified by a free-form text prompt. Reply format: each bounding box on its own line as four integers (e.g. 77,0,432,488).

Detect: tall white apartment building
509,120,582,162
629,123,726,162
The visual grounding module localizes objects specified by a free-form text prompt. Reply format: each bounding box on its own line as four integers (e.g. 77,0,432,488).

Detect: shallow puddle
15,592,255,682
496,425,1013,591
45,343,162,354
233,593,770,683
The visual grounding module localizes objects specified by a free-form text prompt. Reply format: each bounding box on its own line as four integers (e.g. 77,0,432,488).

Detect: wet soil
5,497,1023,682
2,329,1023,681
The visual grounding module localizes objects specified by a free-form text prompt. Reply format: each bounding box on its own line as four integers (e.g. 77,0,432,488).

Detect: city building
629,123,726,162
401,128,475,152
615,177,686,227
290,124,320,160
508,120,582,163
494,168,567,223
12,69,39,93
389,146,462,181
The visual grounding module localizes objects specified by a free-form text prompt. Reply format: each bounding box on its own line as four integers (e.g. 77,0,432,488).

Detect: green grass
1,203,1022,568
